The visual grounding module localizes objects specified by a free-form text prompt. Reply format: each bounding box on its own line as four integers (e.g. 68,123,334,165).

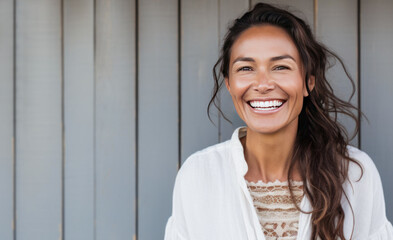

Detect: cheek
229,78,251,99
289,80,306,111
228,78,251,120
278,73,304,92
276,76,305,107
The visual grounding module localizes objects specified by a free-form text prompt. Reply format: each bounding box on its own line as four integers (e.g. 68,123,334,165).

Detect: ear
225,77,230,92
303,75,315,97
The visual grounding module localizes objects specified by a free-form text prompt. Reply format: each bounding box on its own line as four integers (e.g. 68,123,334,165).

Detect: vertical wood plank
219,0,249,141
138,1,179,239
15,1,63,239
317,0,359,146
181,0,219,163
95,0,136,239
361,0,393,221
0,0,14,239
64,0,95,239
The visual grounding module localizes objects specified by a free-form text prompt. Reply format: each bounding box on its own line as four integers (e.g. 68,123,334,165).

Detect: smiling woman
165,3,393,240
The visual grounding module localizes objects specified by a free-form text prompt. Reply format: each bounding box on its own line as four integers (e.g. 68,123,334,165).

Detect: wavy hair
208,3,363,239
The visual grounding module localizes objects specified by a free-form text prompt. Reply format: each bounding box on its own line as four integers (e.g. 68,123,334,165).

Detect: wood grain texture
317,0,359,146
15,1,63,239
181,0,220,163
64,0,95,239
95,0,136,239
361,0,393,221
138,0,179,239
0,0,14,239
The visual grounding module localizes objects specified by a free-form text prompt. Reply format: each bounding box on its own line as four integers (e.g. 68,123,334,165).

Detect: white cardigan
165,127,393,240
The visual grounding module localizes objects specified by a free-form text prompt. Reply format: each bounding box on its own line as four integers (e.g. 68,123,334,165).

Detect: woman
165,3,393,240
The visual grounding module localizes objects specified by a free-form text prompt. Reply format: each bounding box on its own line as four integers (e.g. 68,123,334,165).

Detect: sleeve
164,158,193,240
363,153,393,239
164,216,187,240
347,147,393,239
368,221,393,240
366,172,393,240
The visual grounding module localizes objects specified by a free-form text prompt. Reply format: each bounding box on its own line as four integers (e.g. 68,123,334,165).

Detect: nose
253,70,275,93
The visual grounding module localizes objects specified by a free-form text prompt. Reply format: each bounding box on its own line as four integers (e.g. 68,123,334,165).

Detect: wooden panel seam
357,0,361,148
61,0,65,239
13,0,17,239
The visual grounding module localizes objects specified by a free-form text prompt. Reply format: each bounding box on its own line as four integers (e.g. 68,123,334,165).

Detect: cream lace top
246,179,304,240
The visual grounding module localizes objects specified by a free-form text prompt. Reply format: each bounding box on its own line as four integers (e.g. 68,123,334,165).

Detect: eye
237,66,253,72
273,65,290,71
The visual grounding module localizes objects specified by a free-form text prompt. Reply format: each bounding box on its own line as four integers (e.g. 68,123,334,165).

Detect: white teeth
249,100,283,109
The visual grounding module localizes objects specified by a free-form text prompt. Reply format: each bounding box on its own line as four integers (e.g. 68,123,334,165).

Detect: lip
247,98,286,102
246,99,286,114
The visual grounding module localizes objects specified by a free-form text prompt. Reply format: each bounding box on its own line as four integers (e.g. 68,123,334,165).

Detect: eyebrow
271,55,296,62
232,55,296,65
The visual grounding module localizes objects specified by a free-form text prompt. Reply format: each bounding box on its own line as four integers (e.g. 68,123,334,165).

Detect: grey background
0,0,391,239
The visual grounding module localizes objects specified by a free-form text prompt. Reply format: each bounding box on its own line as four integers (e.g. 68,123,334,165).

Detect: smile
248,100,284,111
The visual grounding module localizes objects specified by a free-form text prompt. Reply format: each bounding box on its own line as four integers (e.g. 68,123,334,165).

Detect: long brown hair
208,3,363,239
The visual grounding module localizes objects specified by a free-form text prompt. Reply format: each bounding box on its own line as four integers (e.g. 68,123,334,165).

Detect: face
225,25,314,135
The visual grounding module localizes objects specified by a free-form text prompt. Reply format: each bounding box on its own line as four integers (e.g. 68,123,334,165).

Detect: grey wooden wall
0,0,391,239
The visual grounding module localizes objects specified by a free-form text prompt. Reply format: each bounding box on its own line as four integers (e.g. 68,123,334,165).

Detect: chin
247,123,284,135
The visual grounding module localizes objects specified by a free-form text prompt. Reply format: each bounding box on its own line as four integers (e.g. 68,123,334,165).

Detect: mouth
247,99,285,111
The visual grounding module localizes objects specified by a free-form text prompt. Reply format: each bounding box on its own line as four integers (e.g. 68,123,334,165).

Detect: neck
242,119,300,183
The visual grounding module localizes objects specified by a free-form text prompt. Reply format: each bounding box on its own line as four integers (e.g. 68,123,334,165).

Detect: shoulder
344,146,392,238
345,145,383,198
167,142,232,239
346,145,381,188
177,140,232,180
171,139,236,214
172,139,236,197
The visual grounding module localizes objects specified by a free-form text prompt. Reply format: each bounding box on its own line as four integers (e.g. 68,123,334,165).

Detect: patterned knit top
245,179,304,240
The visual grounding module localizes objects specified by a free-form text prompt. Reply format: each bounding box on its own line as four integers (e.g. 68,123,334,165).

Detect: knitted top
246,179,304,240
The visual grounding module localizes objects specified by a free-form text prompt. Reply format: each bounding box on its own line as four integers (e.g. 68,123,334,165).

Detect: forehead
230,25,300,62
